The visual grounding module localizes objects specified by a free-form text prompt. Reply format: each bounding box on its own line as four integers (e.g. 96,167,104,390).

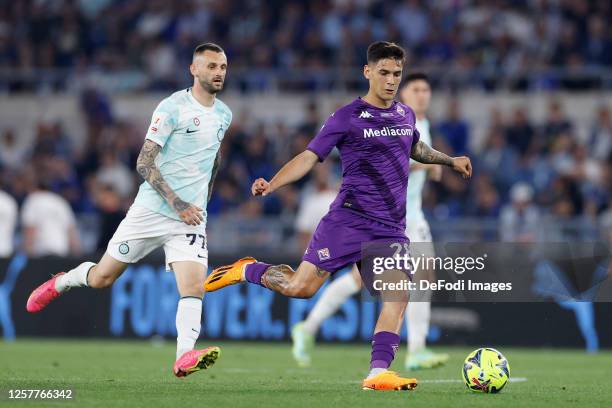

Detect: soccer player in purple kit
204,42,472,390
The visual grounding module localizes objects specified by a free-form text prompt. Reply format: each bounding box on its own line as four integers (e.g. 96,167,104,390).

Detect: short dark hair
193,42,225,57
402,72,430,87
367,41,405,64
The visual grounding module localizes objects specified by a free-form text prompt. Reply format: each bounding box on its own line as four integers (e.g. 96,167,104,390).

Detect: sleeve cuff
306,146,325,162
145,135,165,148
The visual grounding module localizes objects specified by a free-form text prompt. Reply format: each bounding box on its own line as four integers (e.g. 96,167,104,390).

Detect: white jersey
133,88,232,222
406,117,431,223
0,190,17,256
21,191,76,257
295,190,337,234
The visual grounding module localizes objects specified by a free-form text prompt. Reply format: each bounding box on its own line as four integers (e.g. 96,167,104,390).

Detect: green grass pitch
1,339,610,407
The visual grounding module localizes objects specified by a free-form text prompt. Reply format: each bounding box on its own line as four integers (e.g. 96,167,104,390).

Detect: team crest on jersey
119,242,130,255
193,117,200,126
317,248,330,261
396,105,405,116
216,125,224,142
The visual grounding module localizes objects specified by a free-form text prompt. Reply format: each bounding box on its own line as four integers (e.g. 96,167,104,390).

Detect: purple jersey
307,97,420,229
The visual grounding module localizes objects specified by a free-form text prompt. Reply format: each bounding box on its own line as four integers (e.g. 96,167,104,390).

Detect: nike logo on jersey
186,128,198,133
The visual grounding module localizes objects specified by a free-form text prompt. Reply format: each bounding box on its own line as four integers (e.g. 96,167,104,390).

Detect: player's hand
451,156,472,179
174,199,204,225
251,178,271,196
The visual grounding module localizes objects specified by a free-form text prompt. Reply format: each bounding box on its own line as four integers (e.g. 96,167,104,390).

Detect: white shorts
406,217,435,259
107,205,208,271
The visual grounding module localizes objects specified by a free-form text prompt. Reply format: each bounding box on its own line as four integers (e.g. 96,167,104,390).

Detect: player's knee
182,281,205,298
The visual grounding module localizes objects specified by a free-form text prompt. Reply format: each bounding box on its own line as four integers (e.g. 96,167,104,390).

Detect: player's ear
189,63,196,76
363,64,370,80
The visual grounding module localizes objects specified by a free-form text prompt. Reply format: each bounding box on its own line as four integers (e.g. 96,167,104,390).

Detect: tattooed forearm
136,140,182,209
410,140,454,166
262,264,295,293
135,140,161,182
172,198,190,212
207,151,221,202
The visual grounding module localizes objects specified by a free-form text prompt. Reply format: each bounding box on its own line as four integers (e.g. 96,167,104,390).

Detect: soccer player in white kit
291,73,449,370
26,43,231,378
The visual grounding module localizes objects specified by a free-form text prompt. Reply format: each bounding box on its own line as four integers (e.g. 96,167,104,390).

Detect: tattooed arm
207,151,221,202
410,140,453,165
410,140,472,178
136,139,203,225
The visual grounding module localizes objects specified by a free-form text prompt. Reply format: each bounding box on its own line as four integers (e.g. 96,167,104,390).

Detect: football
462,348,510,393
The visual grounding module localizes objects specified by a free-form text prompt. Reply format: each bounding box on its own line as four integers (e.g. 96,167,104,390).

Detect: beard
199,78,223,94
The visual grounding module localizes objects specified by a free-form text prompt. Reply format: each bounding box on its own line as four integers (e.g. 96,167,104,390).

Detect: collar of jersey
187,87,216,110
357,97,397,111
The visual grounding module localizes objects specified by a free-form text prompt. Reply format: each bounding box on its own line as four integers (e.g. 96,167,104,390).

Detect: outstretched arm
136,139,203,225
410,140,472,178
252,150,319,196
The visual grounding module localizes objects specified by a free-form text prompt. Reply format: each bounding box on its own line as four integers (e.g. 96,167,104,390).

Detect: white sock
407,299,431,354
367,368,388,379
302,272,360,335
55,262,96,293
176,297,203,360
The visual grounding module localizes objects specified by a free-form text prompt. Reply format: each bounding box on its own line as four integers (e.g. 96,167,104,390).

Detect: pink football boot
173,346,221,378
26,272,65,313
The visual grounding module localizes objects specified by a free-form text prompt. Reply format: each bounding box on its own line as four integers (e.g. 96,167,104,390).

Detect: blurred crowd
1,0,612,92
432,99,611,242
0,88,610,256
0,0,611,257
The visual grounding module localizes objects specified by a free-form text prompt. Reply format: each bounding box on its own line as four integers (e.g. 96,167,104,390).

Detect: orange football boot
362,371,418,391
204,257,257,292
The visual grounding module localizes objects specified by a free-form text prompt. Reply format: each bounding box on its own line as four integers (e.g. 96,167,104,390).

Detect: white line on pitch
420,377,527,383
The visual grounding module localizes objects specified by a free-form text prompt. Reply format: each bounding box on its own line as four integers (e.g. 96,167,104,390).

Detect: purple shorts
302,208,409,274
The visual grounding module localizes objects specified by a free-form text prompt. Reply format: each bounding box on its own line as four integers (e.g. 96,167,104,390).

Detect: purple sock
244,262,271,287
370,331,400,369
